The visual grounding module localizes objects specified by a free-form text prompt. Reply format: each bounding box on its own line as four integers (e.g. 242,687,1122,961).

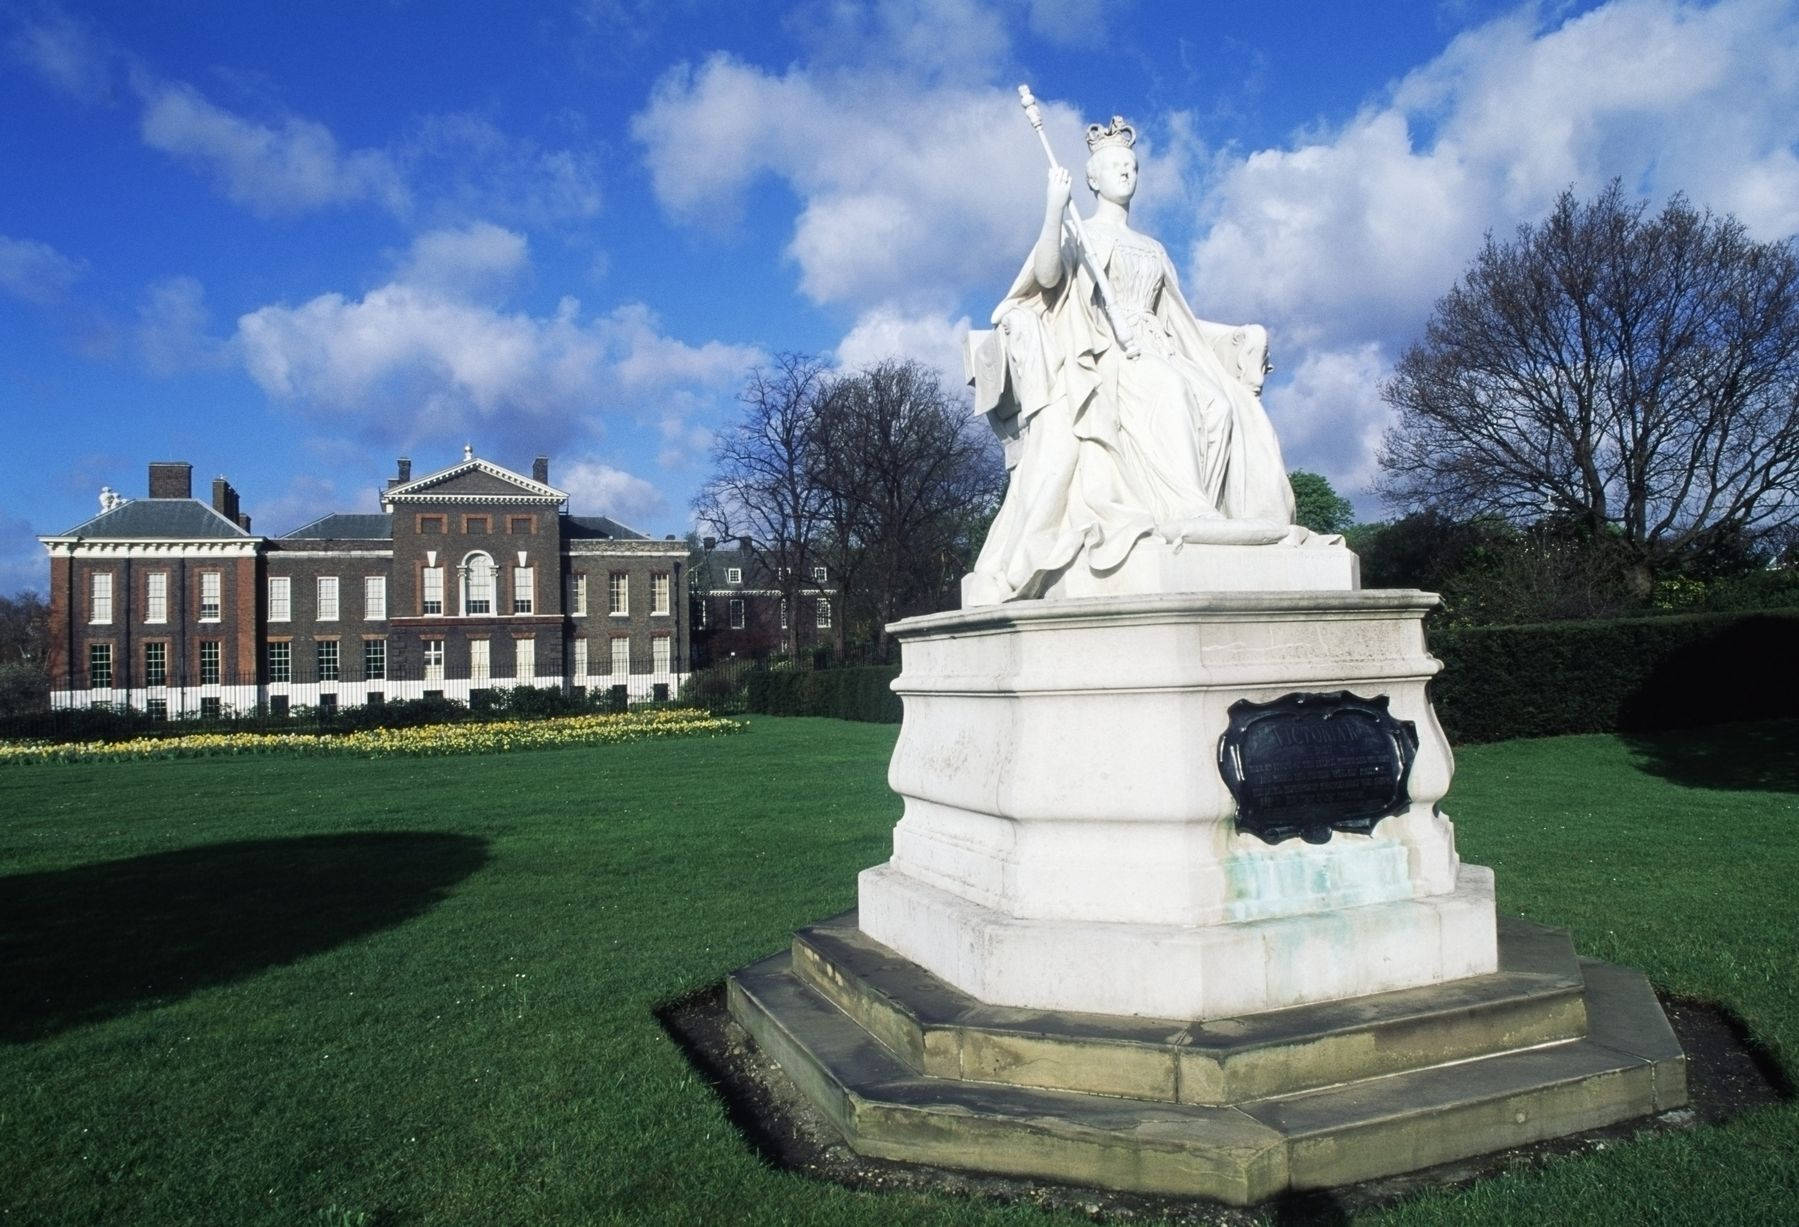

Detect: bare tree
1378,183,1799,592
810,358,1005,659
694,354,834,657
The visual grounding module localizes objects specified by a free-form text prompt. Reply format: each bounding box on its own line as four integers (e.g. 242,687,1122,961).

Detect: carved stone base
859,862,1499,1020
869,590,1488,1019
727,914,1687,1205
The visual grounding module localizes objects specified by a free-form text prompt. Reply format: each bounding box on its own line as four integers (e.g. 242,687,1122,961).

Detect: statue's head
1084,116,1138,204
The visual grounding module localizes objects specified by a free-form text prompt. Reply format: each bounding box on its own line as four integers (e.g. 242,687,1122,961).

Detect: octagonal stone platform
727,912,1686,1205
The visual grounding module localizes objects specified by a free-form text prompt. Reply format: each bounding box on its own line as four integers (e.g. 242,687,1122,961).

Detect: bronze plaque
1217,691,1419,846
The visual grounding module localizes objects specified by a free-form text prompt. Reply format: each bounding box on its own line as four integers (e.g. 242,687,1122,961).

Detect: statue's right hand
1046,166,1072,215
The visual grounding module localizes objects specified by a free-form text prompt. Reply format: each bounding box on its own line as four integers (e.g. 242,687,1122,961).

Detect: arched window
461,552,496,616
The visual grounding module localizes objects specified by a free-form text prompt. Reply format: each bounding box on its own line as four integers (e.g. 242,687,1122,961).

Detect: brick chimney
211,476,241,525
388,457,412,490
148,461,192,499
532,455,550,484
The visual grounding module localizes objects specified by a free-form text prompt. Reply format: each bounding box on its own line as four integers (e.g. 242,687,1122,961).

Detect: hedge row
745,609,1799,743
745,665,903,724
1427,609,1798,743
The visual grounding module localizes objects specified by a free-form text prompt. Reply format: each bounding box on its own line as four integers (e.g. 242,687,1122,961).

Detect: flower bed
0,707,746,765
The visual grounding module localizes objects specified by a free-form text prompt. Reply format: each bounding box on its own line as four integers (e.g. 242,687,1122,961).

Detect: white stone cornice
383,492,567,507
379,457,568,509
40,538,262,559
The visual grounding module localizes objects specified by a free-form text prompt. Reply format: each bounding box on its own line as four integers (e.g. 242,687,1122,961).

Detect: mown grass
1,717,1795,1225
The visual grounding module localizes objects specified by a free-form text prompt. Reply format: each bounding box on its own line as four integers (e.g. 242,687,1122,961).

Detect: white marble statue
964,100,1303,605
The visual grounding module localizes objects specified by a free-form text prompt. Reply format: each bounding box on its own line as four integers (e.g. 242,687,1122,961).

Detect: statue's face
1086,147,1138,205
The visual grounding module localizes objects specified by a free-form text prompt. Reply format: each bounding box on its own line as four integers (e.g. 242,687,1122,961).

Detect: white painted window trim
146,572,168,624
268,576,291,622
89,572,113,625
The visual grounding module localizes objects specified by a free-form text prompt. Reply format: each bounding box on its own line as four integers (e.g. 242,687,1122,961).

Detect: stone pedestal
858,589,1494,1019
724,577,1686,1201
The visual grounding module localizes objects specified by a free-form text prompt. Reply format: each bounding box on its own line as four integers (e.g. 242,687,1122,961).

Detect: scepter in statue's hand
1017,84,1140,359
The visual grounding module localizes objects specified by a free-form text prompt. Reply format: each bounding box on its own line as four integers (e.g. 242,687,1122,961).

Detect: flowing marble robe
969,223,1295,602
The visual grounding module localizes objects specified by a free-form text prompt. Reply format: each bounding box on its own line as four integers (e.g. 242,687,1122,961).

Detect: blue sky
4,0,1797,593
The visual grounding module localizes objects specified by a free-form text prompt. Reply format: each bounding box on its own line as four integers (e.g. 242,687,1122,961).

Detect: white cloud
398,112,603,228
835,308,972,391
786,0,1012,84
1264,344,1392,505
136,80,410,217
558,459,669,529
1185,0,1799,497
395,223,531,296
633,55,1101,314
1022,0,1118,46
136,275,232,374
234,264,762,458
8,10,114,104
0,235,86,306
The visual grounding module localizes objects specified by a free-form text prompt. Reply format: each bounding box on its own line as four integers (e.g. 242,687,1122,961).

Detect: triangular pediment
381,457,567,508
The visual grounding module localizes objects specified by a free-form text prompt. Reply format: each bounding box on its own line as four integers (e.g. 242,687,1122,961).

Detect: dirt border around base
656,984,1791,1226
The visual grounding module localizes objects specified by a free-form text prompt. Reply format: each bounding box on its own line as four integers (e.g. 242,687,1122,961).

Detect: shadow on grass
0,832,489,1043
1621,719,1799,793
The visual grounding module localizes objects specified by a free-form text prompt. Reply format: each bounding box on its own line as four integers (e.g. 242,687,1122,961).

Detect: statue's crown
1085,116,1136,153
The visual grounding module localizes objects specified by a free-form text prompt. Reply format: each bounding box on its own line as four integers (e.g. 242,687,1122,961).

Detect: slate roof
282,513,394,540
562,514,646,541
53,499,250,540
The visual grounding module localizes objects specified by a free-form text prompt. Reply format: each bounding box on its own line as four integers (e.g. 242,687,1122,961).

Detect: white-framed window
200,640,221,684
572,573,587,617
726,567,742,585
698,599,709,627
146,572,167,623
423,637,445,681
463,553,495,616
317,576,339,621
513,566,534,615
316,640,340,682
267,640,291,683
88,641,112,688
515,637,536,680
422,566,444,615
572,637,588,678
608,571,628,616
651,572,670,616
146,698,167,721
199,572,221,622
780,597,789,629
364,638,386,681
652,634,670,674
268,576,291,622
89,572,113,624
364,576,386,620
818,598,832,628
812,565,827,582
144,641,167,686
470,637,490,682
729,598,745,629
610,636,630,676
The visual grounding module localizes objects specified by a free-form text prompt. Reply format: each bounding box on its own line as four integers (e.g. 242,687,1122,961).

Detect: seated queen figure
965,116,1297,605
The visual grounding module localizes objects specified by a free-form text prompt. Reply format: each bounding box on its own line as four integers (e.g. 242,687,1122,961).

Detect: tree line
693,354,1006,661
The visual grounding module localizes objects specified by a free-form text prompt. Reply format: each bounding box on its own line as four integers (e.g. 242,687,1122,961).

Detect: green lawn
2,718,1795,1225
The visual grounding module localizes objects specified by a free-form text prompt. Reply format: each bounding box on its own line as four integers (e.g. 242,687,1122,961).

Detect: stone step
727,949,1684,1205
791,911,1589,1104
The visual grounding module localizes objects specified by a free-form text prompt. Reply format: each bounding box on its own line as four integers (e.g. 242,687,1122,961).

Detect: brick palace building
41,450,690,716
